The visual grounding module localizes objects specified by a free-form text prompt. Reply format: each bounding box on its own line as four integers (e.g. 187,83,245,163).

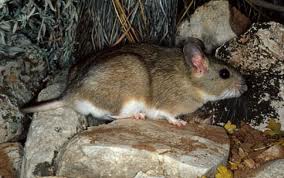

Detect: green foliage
0,0,79,69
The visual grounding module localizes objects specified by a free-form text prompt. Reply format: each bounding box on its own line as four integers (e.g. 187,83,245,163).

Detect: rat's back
65,47,153,116
63,43,188,126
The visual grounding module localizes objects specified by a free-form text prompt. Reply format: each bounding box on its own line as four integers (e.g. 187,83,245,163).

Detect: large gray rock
0,142,23,178
0,94,24,143
20,81,87,178
176,0,250,53
134,171,165,178
0,35,47,143
249,159,284,178
213,22,284,129
0,34,47,106
56,119,230,178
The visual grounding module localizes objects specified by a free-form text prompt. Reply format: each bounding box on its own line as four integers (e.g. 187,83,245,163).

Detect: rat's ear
183,43,208,77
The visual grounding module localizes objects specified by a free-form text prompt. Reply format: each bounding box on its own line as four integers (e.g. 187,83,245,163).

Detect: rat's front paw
132,113,146,120
168,119,187,127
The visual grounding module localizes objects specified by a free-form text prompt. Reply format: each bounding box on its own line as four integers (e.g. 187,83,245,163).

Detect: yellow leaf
201,176,207,178
215,165,233,178
267,119,281,131
264,119,282,136
224,121,237,134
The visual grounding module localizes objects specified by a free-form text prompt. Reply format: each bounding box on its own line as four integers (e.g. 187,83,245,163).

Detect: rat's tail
21,100,65,113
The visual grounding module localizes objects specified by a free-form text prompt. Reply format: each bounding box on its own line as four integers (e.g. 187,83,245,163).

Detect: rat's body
22,41,247,126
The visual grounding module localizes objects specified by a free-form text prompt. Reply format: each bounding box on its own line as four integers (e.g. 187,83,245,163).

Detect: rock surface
0,34,48,143
134,171,165,178
56,119,230,178
0,142,23,178
249,159,284,178
0,34,47,106
176,0,250,53
36,177,67,178
0,95,24,143
210,22,284,129
20,81,87,178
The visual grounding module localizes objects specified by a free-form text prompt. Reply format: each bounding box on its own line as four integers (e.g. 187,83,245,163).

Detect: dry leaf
275,139,284,146
264,119,283,136
256,144,284,162
229,161,240,170
243,158,256,169
238,147,248,158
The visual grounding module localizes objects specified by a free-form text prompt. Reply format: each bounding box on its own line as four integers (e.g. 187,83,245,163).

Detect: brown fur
22,43,246,121
64,44,240,116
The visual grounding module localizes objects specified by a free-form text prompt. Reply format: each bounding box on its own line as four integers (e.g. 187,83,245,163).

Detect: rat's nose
239,80,248,94
235,79,247,94
241,84,248,93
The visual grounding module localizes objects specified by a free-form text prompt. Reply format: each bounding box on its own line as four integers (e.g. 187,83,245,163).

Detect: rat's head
183,40,247,102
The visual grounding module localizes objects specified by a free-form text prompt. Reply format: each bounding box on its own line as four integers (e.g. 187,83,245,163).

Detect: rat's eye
219,68,230,79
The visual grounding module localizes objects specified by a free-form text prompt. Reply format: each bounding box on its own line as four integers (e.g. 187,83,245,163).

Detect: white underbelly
74,99,173,120
119,100,168,119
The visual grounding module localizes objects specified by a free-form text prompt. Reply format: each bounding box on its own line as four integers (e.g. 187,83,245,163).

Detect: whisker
233,99,239,120
220,105,226,121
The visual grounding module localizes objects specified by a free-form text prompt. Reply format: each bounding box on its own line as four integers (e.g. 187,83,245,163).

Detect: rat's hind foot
152,111,187,127
167,118,187,127
132,113,146,120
